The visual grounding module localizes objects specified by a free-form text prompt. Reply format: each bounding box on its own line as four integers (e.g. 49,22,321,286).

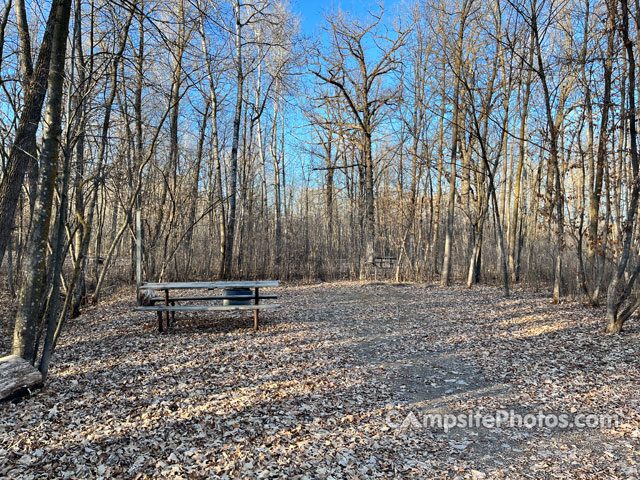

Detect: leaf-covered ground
1,282,639,479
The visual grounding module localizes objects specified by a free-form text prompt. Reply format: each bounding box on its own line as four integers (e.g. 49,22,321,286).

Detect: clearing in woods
1,282,639,478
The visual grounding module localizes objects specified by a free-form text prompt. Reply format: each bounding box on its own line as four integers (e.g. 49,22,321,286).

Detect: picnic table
135,281,279,332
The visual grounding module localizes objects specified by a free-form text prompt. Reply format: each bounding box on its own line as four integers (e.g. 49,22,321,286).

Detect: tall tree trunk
223,0,244,279
186,100,210,275
0,1,58,269
530,0,564,302
430,68,446,276
605,0,640,333
509,35,534,283
441,0,472,285
70,0,89,317
584,1,614,304
12,0,72,362
270,84,282,268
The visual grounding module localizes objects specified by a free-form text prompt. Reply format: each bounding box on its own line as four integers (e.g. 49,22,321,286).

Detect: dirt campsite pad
1,282,639,479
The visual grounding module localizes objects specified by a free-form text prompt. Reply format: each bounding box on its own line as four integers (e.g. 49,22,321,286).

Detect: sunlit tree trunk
441,0,472,286
223,0,245,279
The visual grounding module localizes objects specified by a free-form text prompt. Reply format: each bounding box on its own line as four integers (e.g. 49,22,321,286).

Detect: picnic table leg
164,289,170,330
157,311,163,332
254,287,260,330
170,300,175,326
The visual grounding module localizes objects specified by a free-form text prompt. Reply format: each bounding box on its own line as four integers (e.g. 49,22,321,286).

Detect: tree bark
441,0,472,286
0,1,58,269
223,0,244,279
605,0,639,333
12,0,72,362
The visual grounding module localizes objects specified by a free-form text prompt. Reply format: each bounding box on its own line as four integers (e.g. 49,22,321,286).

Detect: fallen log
0,355,43,401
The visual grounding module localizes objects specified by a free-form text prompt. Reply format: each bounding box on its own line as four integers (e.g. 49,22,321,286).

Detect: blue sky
284,0,406,188
292,0,326,33
292,0,401,37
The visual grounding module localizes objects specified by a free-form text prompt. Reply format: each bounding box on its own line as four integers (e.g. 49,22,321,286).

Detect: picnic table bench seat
136,304,280,313
147,294,278,303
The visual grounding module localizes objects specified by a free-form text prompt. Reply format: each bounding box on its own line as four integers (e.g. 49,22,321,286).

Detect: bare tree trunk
185,100,210,275
12,0,72,362
197,3,226,278
0,1,58,268
529,0,564,302
430,68,446,276
223,0,244,279
270,83,282,268
441,0,472,286
70,0,89,317
461,69,509,296
605,0,640,333
509,35,533,283
584,1,614,305
363,131,375,269
39,67,75,378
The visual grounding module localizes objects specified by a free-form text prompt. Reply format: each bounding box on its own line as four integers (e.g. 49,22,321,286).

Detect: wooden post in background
136,209,142,294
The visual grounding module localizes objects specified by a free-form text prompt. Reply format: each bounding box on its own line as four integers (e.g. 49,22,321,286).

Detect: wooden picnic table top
140,280,279,290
